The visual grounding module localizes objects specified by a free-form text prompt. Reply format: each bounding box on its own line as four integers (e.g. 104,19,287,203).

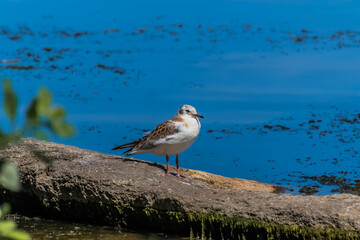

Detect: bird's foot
165,172,191,183
177,174,191,183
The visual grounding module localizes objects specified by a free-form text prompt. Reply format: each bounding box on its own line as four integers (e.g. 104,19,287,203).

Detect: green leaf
50,107,65,120
52,121,74,137
5,230,31,240
0,203,11,219
0,161,20,192
6,131,22,143
0,129,7,148
0,129,21,148
0,220,30,240
36,88,52,115
26,99,38,125
0,220,16,234
0,137,9,148
2,78,18,122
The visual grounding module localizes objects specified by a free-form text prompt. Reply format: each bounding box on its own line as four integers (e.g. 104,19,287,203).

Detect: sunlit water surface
4,0,360,237
2,0,360,203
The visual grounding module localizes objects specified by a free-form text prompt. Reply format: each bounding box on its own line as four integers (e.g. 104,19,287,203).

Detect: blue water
2,0,360,194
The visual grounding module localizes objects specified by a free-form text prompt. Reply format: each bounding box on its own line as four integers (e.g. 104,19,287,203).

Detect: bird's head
178,105,204,119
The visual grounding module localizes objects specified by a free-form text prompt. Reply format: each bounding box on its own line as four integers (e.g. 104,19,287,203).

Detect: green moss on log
114,204,360,240
3,188,360,239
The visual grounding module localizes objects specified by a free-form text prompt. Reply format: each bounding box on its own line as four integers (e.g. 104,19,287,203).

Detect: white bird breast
151,117,201,156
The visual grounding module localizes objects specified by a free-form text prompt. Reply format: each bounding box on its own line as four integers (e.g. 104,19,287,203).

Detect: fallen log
1,138,360,239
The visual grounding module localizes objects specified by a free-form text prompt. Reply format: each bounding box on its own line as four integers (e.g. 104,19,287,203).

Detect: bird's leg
166,154,171,176
176,153,180,177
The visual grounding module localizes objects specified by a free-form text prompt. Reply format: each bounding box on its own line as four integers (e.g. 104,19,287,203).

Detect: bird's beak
193,113,204,119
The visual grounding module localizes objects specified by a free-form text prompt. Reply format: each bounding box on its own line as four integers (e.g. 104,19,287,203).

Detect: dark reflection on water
11,215,183,240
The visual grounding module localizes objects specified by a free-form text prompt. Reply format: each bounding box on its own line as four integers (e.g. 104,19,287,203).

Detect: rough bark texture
1,138,360,239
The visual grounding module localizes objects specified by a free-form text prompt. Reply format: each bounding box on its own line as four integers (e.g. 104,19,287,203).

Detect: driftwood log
1,138,360,239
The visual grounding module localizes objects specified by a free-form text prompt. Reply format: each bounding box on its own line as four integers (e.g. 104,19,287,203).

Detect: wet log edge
0,138,359,239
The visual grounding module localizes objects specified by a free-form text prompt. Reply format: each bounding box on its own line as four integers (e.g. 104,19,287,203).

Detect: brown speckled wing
132,120,179,151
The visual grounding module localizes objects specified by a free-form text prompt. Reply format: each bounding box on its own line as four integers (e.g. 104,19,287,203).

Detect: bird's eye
186,109,190,113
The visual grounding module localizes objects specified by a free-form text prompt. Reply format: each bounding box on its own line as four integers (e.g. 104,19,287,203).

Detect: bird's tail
112,141,137,151
112,136,146,156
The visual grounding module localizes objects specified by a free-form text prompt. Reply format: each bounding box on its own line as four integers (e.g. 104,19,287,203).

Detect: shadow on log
1,138,360,239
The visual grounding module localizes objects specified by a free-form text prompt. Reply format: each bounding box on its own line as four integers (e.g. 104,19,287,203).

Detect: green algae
3,185,359,239
113,205,360,240
4,190,359,239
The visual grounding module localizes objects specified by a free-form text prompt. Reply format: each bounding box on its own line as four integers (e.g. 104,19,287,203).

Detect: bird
112,105,204,178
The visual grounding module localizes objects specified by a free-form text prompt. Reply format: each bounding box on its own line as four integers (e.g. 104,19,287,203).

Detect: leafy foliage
0,78,75,240
0,215,29,240
2,78,17,123
1,80,75,145
0,161,20,192
25,87,74,140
